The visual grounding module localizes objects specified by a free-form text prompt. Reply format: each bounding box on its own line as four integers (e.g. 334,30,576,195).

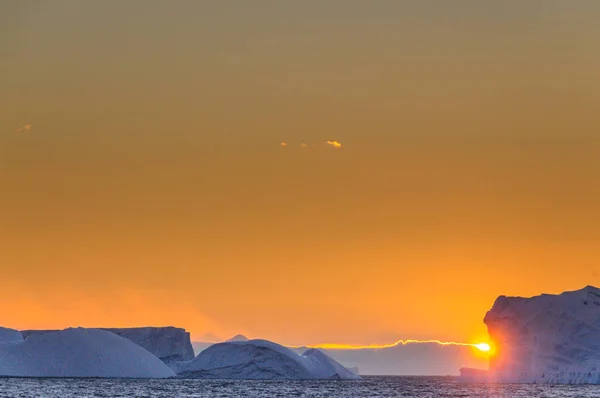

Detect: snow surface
482,285,600,384
179,339,360,379
302,348,360,379
0,327,23,345
0,328,175,378
22,327,194,364
106,327,195,363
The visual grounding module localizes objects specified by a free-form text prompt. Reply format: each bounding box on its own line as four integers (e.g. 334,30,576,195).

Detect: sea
1,376,599,398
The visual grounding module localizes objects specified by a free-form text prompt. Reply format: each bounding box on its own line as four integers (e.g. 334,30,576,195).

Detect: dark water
1,376,599,397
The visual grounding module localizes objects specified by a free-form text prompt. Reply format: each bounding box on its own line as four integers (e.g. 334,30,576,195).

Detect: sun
473,343,491,352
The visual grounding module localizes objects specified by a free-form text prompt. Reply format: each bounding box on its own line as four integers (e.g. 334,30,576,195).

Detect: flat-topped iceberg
0,327,23,345
105,327,195,363
22,326,195,364
0,328,175,378
466,285,600,384
179,339,360,379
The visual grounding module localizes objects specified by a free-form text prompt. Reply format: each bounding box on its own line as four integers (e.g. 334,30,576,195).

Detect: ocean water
1,376,599,398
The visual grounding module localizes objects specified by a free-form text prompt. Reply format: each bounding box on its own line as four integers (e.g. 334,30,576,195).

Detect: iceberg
194,338,486,376
459,367,492,382
0,327,23,345
105,327,195,363
179,339,360,379
22,326,195,364
0,328,175,378
192,341,214,355
479,285,600,384
226,334,249,342
189,334,249,356
302,348,360,379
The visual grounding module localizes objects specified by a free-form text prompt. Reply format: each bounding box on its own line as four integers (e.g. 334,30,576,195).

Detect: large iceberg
474,285,600,384
22,326,194,364
179,339,360,379
0,327,23,345
0,328,175,378
105,327,195,363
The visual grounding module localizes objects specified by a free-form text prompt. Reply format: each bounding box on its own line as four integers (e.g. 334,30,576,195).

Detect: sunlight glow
326,140,342,148
474,343,491,352
289,339,492,352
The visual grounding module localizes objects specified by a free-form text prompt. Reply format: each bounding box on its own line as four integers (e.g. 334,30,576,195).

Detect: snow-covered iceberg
481,285,600,384
0,327,23,345
22,326,194,364
105,327,195,363
0,328,175,378
179,339,360,379
302,348,360,379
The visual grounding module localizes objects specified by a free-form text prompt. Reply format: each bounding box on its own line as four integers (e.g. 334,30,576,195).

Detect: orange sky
1,1,600,345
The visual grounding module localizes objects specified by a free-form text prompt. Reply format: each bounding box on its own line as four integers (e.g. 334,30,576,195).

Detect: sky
2,1,600,345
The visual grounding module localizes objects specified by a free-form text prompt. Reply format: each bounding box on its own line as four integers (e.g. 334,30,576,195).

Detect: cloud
16,124,32,133
279,141,343,149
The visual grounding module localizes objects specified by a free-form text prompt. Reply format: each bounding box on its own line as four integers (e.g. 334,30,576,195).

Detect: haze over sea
1,377,599,398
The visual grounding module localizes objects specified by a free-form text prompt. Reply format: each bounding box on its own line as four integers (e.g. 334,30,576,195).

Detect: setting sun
474,343,491,352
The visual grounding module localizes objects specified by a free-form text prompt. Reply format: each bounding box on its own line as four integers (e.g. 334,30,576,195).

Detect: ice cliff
179,339,360,379
22,326,194,364
105,327,195,363
0,327,23,345
0,328,175,378
483,285,600,384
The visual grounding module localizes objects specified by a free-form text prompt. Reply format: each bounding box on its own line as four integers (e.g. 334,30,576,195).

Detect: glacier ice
0,327,23,345
464,285,600,384
105,327,195,363
302,348,360,379
179,339,360,379
22,326,194,364
0,328,175,378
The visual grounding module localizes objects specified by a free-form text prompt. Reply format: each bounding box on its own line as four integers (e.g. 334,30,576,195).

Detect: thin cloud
279,141,343,149
16,124,32,133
